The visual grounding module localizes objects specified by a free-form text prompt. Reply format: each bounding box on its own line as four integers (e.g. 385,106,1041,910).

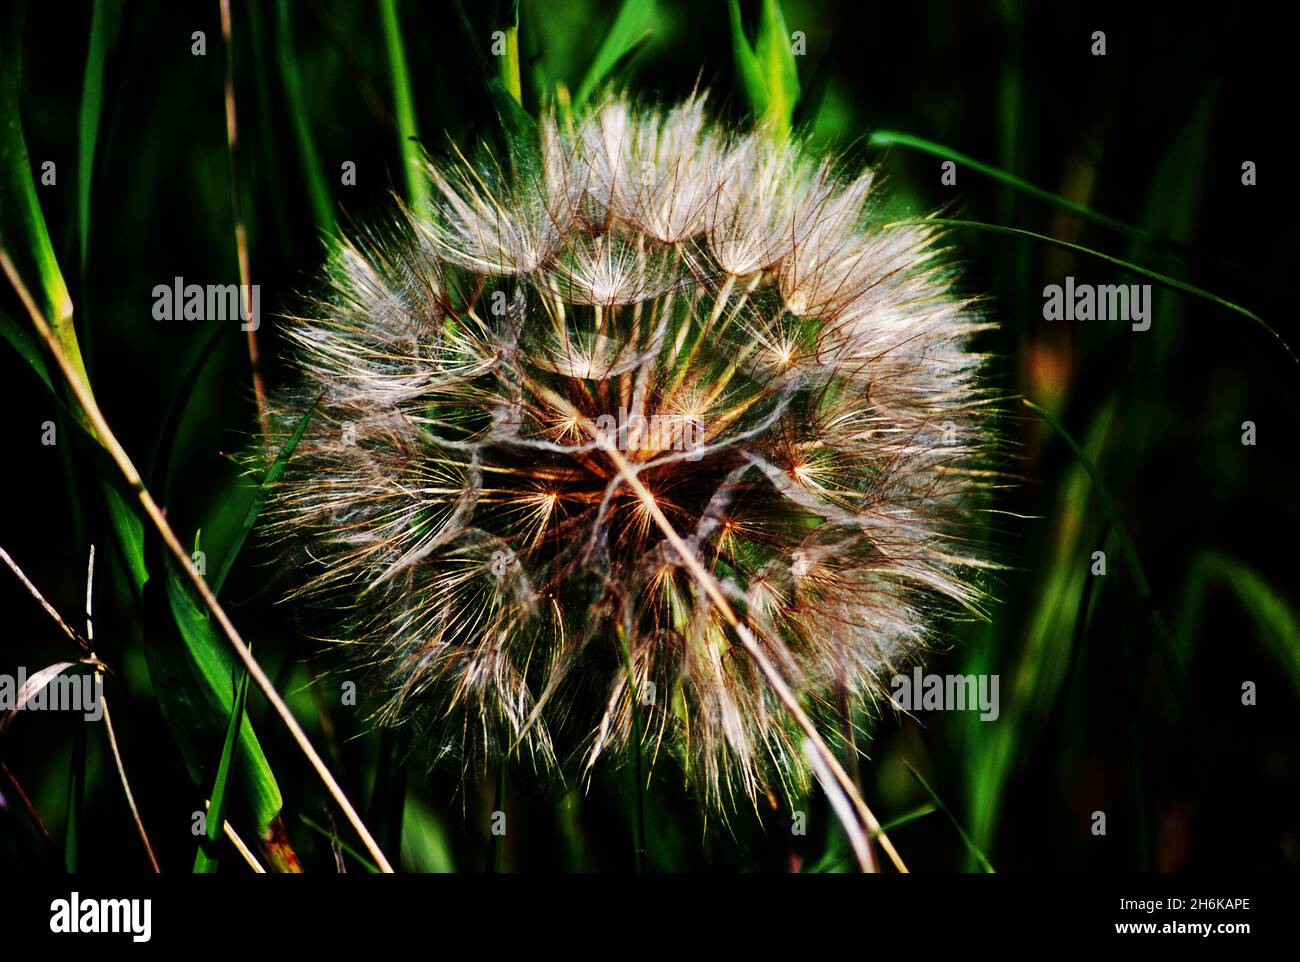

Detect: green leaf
573,0,656,108
145,558,283,838
194,664,252,872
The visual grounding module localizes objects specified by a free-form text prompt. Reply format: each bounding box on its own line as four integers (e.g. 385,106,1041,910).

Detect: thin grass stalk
0,241,396,874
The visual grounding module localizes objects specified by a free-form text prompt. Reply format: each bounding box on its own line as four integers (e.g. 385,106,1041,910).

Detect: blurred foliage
0,0,1296,873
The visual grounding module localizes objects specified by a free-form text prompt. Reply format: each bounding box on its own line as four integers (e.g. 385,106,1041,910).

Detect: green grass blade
893,218,1297,369
872,131,1171,248
727,0,798,136
378,0,431,220
806,804,936,873
900,757,995,872
1176,552,1300,702
275,0,333,233
194,664,252,872
299,814,380,873
753,0,798,136
574,0,655,108
0,305,52,391
1021,398,1152,601
150,558,284,839
77,0,124,274
0,1,87,388
496,0,522,105
727,0,767,120
211,404,315,596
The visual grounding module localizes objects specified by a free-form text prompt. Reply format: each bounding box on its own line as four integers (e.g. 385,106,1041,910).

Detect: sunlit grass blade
727,0,799,137
574,0,656,108
496,0,522,105
378,0,431,220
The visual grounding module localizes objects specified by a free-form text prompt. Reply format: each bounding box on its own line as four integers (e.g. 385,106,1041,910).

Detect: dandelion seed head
263,93,997,803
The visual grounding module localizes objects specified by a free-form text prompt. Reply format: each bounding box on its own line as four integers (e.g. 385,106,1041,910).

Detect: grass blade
889,218,1297,369
378,0,431,220
727,0,767,121
211,404,315,596
157,551,284,842
727,0,798,137
900,757,995,873
194,665,252,872
753,0,798,135
274,0,333,233
77,0,124,273
1176,552,1300,701
574,0,656,108
871,131,1177,249
0,2,88,392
